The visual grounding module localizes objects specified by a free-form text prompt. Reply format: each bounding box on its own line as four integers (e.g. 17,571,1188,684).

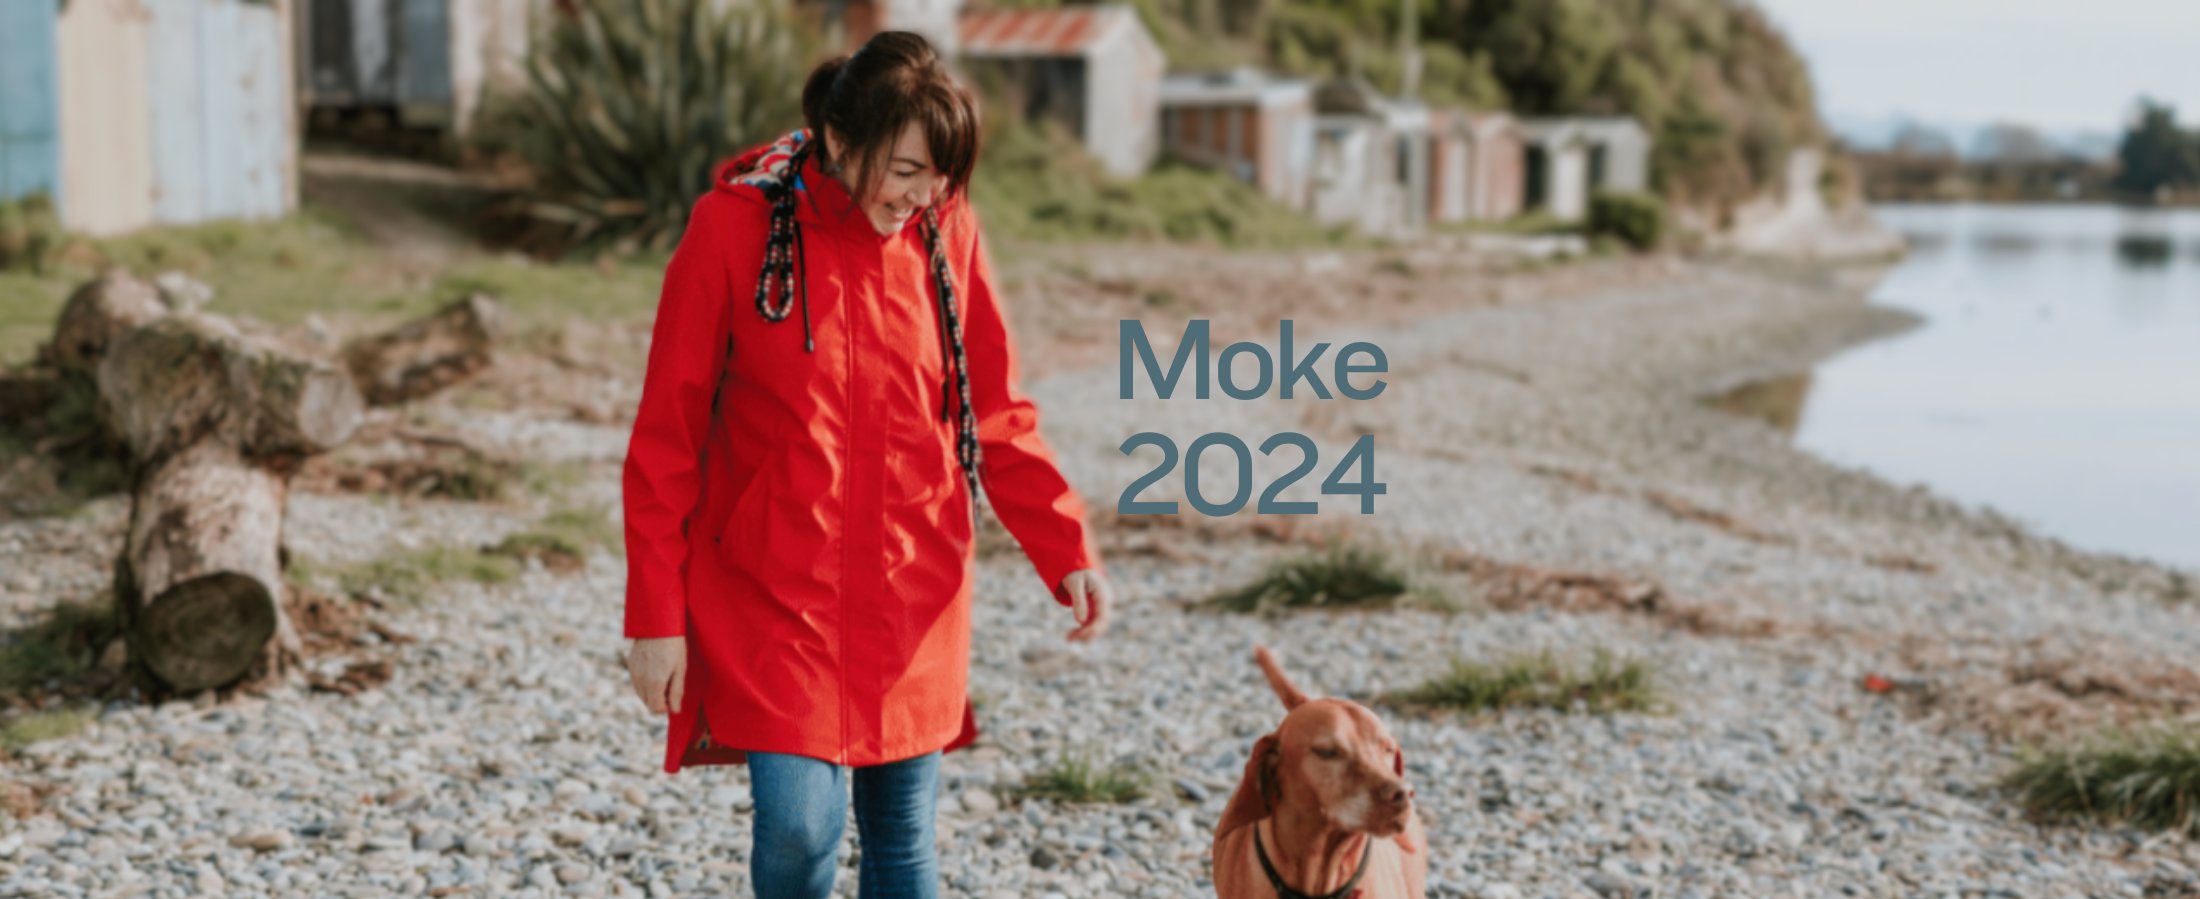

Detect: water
1770,203,2200,570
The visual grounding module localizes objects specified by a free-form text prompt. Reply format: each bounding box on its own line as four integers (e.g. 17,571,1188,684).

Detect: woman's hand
1058,569,1112,642
626,636,687,715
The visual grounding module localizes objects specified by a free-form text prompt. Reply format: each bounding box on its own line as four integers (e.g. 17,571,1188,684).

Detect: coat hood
711,128,965,228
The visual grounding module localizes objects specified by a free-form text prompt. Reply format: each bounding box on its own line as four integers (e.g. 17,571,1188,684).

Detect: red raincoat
622,130,1100,773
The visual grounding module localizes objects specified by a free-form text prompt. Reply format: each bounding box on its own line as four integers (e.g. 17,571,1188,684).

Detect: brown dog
1213,647,1428,898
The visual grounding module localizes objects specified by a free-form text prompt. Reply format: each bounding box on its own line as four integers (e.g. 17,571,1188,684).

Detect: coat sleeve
956,202,1103,606
621,194,736,638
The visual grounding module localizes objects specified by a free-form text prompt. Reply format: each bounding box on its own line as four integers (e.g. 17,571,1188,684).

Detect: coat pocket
710,464,775,573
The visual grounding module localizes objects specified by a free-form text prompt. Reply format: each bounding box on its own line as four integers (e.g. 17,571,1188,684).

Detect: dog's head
1235,646,1419,852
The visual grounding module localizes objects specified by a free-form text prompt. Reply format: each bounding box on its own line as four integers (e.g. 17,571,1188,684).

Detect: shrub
968,113,1351,248
1587,190,1665,251
2004,727,2200,834
495,0,815,256
1385,650,1660,715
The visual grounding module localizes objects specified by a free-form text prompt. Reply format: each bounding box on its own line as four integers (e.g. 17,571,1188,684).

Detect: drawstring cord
921,206,982,515
756,140,816,353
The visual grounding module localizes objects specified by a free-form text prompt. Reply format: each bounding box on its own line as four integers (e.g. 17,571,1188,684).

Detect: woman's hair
801,31,981,211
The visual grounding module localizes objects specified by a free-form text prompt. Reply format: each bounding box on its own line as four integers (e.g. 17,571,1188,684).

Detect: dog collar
1253,820,1370,899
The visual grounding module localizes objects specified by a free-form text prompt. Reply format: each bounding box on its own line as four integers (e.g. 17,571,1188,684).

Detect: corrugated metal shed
0,1,62,205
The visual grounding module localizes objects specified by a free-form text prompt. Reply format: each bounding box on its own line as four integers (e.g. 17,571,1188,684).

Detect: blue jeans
747,750,941,899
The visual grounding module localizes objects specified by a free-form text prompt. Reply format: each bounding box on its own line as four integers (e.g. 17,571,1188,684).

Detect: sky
1752,0,2200,135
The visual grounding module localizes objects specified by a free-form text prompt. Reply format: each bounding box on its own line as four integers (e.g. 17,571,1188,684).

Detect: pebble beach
4,246,2198,898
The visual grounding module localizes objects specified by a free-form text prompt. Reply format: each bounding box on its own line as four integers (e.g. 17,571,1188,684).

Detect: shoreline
1,247,2196,895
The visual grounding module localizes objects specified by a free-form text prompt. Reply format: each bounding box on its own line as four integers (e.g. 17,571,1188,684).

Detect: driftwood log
98,314,363,691
341,293,503,405
0,368,61,427
49,269,169,379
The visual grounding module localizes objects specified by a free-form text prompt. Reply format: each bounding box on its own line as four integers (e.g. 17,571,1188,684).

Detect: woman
619,31,1113,899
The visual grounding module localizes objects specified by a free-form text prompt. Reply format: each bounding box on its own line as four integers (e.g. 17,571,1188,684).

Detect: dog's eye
1313,747,1341,760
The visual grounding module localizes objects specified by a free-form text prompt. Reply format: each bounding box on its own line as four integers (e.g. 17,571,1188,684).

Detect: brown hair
801,31,981,214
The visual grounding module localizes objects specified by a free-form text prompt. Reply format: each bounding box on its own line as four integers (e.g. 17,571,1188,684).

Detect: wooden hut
1428,109,1524,224
297,0,547,138
957,5,1162,179
1158,69,1315,208
1306,78,1428,238
1521,116,1650,221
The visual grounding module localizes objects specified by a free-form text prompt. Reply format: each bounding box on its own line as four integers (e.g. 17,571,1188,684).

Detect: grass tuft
1,706,95,752
1204,546,1425,613
0,597,119,693
491,504,621,571
2004,727,2200,835
1012,753,1151,805
295,545,521,604
1385,650,1661,715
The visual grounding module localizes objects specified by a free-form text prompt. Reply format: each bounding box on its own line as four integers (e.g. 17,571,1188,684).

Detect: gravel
3,255,2196,897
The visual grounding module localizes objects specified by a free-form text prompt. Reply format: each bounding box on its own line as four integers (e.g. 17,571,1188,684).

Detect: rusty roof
958,6,1133,56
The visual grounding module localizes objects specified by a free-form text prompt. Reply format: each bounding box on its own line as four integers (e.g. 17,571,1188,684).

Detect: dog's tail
1253,646,1310,709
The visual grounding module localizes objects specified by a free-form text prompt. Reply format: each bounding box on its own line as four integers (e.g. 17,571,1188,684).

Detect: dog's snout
1377,780,1410,808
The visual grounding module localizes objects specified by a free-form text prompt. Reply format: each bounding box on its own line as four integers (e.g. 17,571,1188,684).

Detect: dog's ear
1257,735,1282,813
1215,732,1281,840
1393,742,1405,778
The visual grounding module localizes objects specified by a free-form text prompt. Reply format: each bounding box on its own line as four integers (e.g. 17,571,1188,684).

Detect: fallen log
341,293,503,405
0,368,62,427
98,314,363,692
48,269,168,379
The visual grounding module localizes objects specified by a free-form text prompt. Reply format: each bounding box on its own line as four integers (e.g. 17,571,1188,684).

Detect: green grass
1012,753,1152,805
2004,727,2200,834
1204,546,1429,613
0,706,95,753
490,503,622,564
1385,650,1662,715
0,596,119,694
293,504,613,599
970,115,1358,250
294,544,521,604
1435,209,1584,238
0,204,670,369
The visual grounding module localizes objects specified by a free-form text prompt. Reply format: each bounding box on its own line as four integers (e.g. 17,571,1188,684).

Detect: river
1745,203,2200,571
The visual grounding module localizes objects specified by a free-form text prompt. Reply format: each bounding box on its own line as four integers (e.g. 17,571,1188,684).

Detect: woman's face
828,122,947,236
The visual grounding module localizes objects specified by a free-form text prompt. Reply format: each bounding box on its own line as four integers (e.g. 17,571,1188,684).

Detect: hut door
0,1,62,205
148,0,291,223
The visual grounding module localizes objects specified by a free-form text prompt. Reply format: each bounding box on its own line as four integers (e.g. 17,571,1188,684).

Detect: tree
1974,123,2055,165
2114,100,2200,196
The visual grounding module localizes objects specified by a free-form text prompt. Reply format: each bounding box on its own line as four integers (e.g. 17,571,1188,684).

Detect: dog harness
1254,820,1370,899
